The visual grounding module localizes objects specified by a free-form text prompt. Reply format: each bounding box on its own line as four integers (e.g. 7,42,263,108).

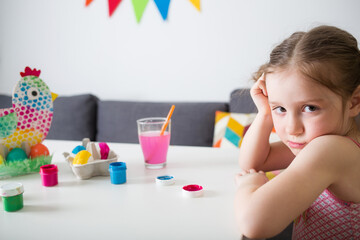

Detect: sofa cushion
0,94,98,141
213,111,257,148
0,94,12,108
46,94,98,141
212,111,280,148
97,101,229,146
230,89,257,113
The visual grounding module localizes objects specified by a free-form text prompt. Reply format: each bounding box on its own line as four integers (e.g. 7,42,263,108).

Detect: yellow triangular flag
189,0,200,11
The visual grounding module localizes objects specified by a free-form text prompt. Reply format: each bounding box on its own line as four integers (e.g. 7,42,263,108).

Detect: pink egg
99,142,110,160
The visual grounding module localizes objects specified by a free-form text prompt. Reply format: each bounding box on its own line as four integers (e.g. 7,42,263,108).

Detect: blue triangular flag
154,0,171,21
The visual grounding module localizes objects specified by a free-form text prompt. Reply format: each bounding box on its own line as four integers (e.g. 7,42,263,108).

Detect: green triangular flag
132,0,149,23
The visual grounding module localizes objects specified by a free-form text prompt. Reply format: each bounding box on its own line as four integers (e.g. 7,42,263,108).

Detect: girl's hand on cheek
251,73,271,115
235,169,269,189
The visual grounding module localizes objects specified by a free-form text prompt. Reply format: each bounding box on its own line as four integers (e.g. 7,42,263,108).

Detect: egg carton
63,139,118,180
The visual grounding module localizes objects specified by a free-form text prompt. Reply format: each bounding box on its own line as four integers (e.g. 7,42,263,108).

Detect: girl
235,25,360,239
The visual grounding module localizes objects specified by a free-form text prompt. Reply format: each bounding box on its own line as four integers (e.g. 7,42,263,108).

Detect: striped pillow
212,111,280,148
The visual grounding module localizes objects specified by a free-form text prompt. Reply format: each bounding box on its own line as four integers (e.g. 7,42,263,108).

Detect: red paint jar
40,164,58,187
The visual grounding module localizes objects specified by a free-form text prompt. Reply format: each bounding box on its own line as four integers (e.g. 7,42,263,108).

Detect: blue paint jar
109,162,127,184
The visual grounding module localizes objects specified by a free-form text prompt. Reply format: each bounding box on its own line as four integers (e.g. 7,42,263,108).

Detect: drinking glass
137,117,171,169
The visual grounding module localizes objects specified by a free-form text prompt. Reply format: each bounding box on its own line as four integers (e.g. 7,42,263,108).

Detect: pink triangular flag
108,0,123,17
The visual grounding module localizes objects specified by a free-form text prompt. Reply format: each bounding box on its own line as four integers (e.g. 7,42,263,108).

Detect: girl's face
266,69,351,155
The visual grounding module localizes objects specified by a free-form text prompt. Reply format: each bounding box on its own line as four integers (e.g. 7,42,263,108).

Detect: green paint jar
0,182,24,212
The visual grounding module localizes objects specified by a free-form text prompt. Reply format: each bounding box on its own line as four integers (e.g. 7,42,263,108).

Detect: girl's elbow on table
236,212,284,239
235,194,287,239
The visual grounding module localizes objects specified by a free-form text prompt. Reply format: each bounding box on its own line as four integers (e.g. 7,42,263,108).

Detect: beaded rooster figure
0,67,57,150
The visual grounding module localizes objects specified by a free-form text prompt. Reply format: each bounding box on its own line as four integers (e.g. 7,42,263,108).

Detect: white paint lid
0,182,24,197
156,175,175,186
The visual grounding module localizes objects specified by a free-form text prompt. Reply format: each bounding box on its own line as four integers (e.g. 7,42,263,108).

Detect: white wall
1,0,359,102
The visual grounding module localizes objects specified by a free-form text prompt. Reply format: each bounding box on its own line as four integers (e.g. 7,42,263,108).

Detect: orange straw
160,105,175,136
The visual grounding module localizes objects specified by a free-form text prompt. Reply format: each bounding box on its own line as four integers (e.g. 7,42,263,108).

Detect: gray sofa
0,89,291,239
0,89,257,146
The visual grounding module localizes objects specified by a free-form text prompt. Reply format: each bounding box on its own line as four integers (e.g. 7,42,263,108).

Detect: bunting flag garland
85,0,199,22
131,0,150,23
108,0,123,17
153,0,171,21
189,0,200,11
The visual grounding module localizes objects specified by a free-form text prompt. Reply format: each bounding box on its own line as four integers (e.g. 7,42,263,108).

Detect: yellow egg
73,150,91,165
0,155,4,165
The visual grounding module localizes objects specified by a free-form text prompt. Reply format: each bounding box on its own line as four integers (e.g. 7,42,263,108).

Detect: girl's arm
235,136,352,239
238,112,272,170
239,75,294,171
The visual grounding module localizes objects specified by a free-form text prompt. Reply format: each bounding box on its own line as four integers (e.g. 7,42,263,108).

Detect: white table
0,140,241,240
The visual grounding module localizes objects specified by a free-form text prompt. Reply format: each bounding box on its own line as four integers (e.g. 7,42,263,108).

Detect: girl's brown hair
254,25,360,100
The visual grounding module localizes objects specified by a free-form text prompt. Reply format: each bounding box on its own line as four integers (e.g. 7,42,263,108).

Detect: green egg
7,148,28,162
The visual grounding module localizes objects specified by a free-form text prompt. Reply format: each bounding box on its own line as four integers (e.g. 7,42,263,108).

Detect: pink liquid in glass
139,131,170,165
